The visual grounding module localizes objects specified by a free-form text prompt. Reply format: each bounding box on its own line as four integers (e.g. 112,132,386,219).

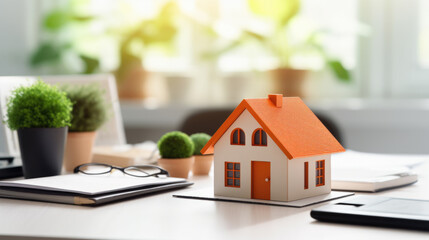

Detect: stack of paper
331,150,427,192
0,174,192,206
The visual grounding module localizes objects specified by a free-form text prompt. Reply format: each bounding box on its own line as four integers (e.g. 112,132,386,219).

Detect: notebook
0,174,192,206
331,150,425,192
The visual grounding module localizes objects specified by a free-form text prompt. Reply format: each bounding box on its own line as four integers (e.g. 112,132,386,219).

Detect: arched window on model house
231,128,245,145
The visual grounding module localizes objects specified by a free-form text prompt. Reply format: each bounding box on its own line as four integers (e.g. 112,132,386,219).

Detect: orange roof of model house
201,94,345,159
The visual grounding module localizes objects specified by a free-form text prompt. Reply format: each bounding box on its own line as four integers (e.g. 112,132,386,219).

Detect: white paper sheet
0,174,185,195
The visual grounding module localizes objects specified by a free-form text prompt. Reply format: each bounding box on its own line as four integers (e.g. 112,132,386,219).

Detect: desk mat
173,189,354,208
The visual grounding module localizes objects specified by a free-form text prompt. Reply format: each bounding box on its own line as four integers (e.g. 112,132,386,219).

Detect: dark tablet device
311,195,429,231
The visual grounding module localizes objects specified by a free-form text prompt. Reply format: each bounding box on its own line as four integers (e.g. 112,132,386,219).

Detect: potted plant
115,2,178,99
30,4,100,75
30,2,179,100
157,131,195,178
203,0,350,98
62,84,108,172
246,0,350,97
190,133,213,175
4,81,72,179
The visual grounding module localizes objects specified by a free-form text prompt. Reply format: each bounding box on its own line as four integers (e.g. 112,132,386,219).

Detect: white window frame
359,0,429,98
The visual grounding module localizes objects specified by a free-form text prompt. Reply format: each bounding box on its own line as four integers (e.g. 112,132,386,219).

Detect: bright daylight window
31,0,360,102
419,0,429,68
214,0,358,72
31,0,195,76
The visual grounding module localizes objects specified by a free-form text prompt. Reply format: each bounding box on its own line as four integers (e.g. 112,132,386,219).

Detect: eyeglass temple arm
160,169,169,177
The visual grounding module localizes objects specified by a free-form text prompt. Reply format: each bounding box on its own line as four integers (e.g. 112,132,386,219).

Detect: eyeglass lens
78,164,112,175
78,164,165,177
124,166,163,177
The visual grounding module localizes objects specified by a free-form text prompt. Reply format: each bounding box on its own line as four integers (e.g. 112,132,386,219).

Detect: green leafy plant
204,0,350,82
190,133,211,156
158,131,194,159
31,1,179,77
115,2,178,81
30,3,98,74
62,84,108,132
5,81,72,130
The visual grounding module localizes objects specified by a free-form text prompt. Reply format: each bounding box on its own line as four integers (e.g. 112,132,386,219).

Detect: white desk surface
1,164,429,240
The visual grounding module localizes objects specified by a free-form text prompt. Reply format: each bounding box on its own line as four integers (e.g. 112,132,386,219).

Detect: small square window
234,179,240,186
316,160,325,187
225,162,241,188
234,163,240,170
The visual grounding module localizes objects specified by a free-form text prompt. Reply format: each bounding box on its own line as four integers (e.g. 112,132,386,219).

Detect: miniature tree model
62,84,108,171
190,133,213,175
157,131,195,178
5,81,72,178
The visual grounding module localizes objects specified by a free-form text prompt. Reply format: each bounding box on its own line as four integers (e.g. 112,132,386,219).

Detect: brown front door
251,161,271,200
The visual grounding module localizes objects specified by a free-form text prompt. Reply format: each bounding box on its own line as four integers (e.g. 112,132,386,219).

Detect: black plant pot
17,127,68,179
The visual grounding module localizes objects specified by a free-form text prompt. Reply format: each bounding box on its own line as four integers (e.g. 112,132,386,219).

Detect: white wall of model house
213,109,332,202
288,154,331,201
213,109,287,201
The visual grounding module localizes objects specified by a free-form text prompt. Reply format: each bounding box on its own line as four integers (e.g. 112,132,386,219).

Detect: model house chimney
268,94,283,108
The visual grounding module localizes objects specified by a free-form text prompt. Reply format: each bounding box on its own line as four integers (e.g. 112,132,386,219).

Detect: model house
201,94,345,202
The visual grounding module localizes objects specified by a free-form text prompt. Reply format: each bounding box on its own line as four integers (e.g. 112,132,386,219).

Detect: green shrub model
63,84,108,132
190,133,211,156
157,131,195,178
5,80,72,179
6,81,72,130
61,84,108,172
190,133,214,176
158,131,194,159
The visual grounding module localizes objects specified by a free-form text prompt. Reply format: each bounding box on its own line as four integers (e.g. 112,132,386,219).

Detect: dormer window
252,128,267,146
231,128,245,145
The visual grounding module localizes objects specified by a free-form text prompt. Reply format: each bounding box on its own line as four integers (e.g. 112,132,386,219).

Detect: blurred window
215,0,358,72
387,0,429,97
419,0,429,68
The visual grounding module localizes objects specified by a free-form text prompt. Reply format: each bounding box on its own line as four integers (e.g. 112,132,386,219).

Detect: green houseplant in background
157,131,195,178
206,0,350,98
115,2,178,99
190,133,213,175
30,2,99,75
30,1,179,100
62,84,108,172
5,81,72,179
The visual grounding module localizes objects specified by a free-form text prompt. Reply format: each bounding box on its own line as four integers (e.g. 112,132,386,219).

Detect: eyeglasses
73,163,169,178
